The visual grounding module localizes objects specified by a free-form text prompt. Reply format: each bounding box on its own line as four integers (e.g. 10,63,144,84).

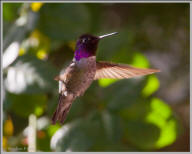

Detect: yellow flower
31,3,43,12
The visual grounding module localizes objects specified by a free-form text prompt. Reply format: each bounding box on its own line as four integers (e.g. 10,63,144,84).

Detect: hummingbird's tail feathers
94,61,160,80
52,94,74,124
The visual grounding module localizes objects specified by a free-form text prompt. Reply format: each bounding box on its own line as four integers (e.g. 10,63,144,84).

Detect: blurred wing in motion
94,61,160,80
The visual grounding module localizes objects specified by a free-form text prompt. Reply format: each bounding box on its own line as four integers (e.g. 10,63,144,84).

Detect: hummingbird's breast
65,56,96,97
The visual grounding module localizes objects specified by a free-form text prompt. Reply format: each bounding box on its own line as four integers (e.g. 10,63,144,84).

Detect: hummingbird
52,32,160,124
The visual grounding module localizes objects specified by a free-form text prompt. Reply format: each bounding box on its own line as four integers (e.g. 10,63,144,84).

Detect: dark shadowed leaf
97,29,135,61
123,120,160,150
38,3,90,42
51,111,104,151
101,110,123,142
102,79,146,112
8,93,47,118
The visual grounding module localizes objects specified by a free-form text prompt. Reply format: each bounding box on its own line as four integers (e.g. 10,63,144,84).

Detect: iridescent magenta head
74,32,118,61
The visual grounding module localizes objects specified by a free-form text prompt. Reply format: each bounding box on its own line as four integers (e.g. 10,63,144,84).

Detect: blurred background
2,3,189,152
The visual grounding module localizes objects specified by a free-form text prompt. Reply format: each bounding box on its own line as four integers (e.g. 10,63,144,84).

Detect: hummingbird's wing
94,61,160,80
52,62,76,124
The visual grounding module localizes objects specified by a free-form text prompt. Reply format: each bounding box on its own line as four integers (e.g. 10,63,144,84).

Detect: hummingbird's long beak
99,32,118,39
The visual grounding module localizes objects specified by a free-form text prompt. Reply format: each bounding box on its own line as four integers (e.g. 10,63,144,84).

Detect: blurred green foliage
3,3,189,152
3,3,22,21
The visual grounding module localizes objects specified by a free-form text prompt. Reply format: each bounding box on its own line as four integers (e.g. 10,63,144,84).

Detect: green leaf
51,110,134,151
123,120,160,150
119,99,150,121
51,112,104,151
47,124,61,137
98,78,118,87
103,79,146,112
131,51,149,68
142,75,160,97
145,98,178,148
119,97,178,150
34,106,44,116
101,110,123,142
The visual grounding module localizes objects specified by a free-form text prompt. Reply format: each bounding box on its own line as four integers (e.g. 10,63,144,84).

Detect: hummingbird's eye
82,37,91,43
82,38,87,43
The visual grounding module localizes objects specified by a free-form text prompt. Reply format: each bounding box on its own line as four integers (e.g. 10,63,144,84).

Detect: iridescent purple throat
74,49,92,61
